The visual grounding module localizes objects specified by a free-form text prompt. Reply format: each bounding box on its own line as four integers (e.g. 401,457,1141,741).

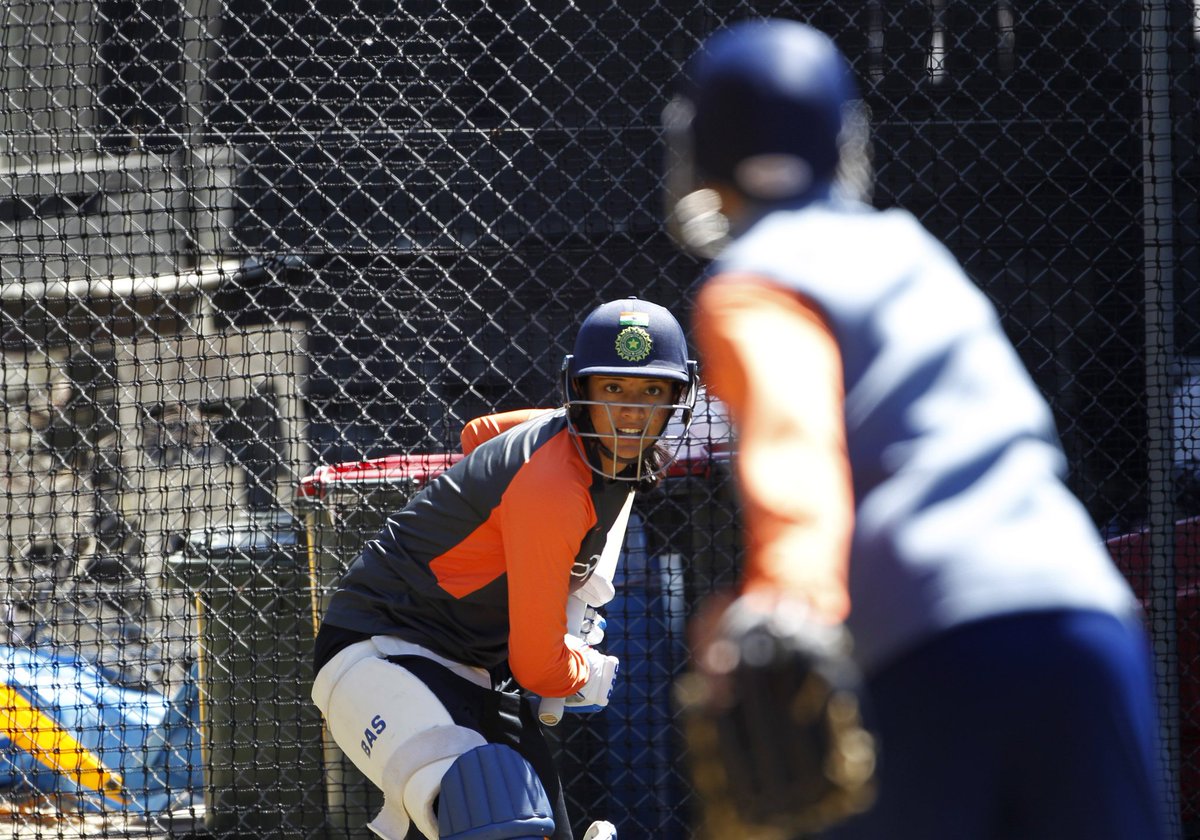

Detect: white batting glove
563,635,619,713
577,573,616,607
582,820,617,840
580,606,607,646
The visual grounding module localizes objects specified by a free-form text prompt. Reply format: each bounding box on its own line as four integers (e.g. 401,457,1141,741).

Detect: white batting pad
313,642,488,839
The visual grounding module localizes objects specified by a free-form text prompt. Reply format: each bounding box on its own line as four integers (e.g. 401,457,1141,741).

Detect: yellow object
0,682,128,805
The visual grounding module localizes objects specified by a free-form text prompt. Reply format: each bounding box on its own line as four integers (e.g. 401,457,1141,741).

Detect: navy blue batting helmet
666,19,860,205
561,297,698,482
565,297,694,388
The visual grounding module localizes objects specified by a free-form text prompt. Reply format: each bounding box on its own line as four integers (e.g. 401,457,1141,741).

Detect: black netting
0,0,1196,837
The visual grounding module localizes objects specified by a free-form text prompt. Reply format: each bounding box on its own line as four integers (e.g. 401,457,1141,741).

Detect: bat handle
540,596,589,726
539,694,566,726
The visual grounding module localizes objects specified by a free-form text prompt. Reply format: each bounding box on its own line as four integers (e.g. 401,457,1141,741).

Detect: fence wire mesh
0,0,1196,837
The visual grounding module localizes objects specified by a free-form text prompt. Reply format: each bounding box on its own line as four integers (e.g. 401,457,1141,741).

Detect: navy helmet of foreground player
663,19,874,258
562,297,698,483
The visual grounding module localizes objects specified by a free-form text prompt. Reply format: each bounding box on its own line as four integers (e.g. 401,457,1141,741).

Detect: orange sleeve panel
461,409,555,454
426,507,509,599
500,430,595,697
692,274,854,623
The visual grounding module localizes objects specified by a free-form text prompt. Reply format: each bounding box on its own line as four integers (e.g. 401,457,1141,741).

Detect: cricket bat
539,490,635,726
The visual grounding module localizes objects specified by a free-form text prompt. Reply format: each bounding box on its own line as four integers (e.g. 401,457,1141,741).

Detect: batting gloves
563,635,619,713
580,606,607,646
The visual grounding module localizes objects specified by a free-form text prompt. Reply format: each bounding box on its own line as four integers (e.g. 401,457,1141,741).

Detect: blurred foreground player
311,298,696,840
666,19,1169,840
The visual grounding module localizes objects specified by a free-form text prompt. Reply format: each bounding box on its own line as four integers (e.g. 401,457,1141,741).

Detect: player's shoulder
501,425,595,523
516,418,587,480
461,407,560,453
460,408,580,486
717,200,942,291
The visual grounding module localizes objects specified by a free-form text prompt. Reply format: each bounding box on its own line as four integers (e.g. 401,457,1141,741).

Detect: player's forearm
694,276,854,622
738,447,852,622
505,545,591,697
509,636,590,697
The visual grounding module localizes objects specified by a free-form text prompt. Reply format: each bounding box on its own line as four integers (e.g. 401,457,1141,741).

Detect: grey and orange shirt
319,407,634,698
693,196,1138,674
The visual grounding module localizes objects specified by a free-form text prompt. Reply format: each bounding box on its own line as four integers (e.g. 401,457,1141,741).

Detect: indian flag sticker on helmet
619,311,650,327
615,326,653,361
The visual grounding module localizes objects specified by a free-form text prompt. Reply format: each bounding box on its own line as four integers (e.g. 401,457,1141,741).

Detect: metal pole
1140,1,1181,835
180,0,221,145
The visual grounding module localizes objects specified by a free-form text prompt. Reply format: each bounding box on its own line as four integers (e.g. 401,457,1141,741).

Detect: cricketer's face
584,375,676,469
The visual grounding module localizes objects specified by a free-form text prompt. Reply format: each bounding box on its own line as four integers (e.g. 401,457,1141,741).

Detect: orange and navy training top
320,407,635,699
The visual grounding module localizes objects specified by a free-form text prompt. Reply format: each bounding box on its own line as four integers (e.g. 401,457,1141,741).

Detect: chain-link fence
0,0,1196,837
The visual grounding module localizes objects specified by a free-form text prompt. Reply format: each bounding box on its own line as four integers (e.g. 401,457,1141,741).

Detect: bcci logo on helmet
615,326,652,362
